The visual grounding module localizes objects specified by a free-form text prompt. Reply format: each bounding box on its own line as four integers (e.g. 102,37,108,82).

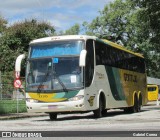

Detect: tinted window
95,40,145,73
30,40,83,58
148,87,157,91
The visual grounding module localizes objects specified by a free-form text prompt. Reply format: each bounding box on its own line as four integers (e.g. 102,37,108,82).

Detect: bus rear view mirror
79,50,87,67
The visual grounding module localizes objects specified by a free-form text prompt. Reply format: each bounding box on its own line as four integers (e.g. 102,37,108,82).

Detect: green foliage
0,16,7,33
83,0,140,47
65,23,80,35
0,100,27,114
0,19,55,75
0,18,55,99
134,0,160,78
1,71,14,97
83,0,160,78
58,23,80,35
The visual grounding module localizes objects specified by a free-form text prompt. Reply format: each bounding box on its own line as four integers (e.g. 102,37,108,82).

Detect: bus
25,35,148,120
147,84,159,101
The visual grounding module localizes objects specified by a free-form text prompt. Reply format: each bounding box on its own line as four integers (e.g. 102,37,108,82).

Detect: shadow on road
34,108,149,122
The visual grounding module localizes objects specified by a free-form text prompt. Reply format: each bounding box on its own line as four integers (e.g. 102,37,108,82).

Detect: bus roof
147,84,158,87
30,35,97,44
30,35,144,58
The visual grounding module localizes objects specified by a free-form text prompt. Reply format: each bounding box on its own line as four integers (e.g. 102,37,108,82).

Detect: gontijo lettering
124,73,137,83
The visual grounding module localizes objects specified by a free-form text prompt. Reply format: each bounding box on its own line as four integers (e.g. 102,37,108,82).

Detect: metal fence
0,71,27,114
0,71,25,100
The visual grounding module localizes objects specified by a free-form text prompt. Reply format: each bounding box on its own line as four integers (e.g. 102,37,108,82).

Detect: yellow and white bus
147,84,159,101
25,35,148,120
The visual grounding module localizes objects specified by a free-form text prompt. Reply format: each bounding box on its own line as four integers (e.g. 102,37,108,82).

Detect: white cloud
0,0,114,30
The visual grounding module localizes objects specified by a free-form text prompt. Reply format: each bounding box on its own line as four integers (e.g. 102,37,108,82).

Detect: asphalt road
0,104,160,139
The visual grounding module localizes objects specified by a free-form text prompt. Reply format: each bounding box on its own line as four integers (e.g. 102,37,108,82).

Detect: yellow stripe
28,93,67,102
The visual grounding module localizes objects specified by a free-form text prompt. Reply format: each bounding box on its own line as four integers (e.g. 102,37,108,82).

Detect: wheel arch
133,91,142,105
132,91,138,106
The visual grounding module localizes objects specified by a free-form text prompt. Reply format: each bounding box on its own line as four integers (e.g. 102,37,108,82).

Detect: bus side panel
105,66,147,107
94,66,128,109
119,69,147,106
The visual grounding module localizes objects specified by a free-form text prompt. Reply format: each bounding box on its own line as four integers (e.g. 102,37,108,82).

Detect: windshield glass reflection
26,57,83,92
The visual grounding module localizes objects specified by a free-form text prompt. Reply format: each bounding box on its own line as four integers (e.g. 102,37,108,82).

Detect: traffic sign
14,79,22,89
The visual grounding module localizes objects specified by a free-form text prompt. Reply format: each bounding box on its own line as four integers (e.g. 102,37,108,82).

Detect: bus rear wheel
49,113,57,120
132,95,138,113
137,95,142,112
124,95,138,113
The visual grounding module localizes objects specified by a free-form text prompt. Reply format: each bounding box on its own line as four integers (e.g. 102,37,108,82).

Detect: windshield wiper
53,72,68,92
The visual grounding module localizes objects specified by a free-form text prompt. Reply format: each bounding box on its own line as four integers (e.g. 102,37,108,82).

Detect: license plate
48,105,57,109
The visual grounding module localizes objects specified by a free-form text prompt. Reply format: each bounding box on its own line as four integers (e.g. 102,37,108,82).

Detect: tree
0,19,55,74
0,16,7,33
83,0,160,78
133,0,160,78
83,0,137,47
58,23,80,35
0,16,7,72
148,0,160,45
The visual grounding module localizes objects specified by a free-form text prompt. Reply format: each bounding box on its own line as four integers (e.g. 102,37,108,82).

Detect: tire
93,97,105,118
124,108,130,113
124,95,138,113
137,95,142,112
49,113,57,120
102,109,107,116
130,95,138,113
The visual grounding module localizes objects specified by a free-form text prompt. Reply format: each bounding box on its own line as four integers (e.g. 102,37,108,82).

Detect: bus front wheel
93,97,106,118
49,113,57,120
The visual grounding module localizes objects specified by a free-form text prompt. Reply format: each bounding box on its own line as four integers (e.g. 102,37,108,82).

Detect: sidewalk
0,112,48,120
146,100,160,106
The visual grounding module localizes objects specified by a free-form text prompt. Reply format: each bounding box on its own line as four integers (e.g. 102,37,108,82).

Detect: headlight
68,95,84,101
26,98,39,103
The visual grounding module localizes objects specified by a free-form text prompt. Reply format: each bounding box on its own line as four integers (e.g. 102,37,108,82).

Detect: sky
0,0,113,31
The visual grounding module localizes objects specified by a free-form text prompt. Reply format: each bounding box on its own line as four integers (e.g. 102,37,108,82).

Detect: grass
0,100,27,114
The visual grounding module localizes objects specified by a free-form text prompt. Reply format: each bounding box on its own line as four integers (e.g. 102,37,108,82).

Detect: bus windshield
26,40,84,92
26,57,83,92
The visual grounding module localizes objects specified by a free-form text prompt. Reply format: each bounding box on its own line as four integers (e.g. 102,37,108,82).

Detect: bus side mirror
79,50,87,67
15,54,25,72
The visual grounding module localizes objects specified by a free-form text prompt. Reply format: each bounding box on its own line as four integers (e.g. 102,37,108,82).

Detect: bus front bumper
26,99,87,113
